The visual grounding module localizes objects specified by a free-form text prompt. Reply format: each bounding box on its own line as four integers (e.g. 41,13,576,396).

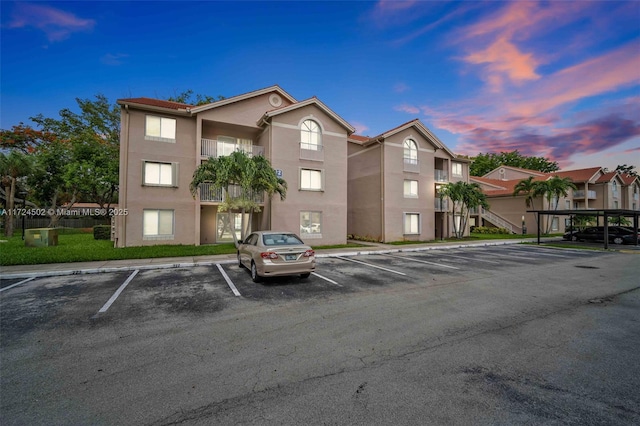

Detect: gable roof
190,85,297,113
259,96,355,134
482,165,547,179
619,173,640,185
117,97,193,112
550,167,602,183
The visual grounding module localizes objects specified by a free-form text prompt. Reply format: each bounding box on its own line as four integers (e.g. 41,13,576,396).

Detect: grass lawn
0,229,368,266
386,233,549,245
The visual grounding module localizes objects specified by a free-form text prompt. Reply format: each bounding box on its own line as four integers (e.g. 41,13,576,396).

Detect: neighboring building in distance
471,166,640,234
347,119,470,242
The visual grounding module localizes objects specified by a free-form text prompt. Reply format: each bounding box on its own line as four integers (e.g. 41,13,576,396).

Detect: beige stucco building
115,86,354,247
470,166,640,233
347,120,470,242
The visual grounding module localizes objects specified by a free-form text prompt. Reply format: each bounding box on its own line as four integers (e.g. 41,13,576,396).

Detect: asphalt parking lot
2,245,639,425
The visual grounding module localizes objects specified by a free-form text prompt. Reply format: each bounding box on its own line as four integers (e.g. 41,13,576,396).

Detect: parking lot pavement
1,243,638,425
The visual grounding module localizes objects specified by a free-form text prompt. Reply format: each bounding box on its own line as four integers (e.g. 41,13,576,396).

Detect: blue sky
1,1,639,171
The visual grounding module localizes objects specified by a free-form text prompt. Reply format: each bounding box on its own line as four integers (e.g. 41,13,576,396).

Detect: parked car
575,226,636,245
622,233,640,245
563,229,579,241
237,231,316,282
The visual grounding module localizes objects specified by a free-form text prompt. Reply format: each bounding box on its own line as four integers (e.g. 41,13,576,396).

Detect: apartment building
347,119,470,242
470,166,640,234
115,86,354,247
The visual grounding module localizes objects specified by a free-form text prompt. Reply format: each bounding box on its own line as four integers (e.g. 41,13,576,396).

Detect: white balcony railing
300,142,324,161
573,190,597,199
201,139,264,158
403,157,420,173
199,183,264,204
434,198,449,211
435,169,448,182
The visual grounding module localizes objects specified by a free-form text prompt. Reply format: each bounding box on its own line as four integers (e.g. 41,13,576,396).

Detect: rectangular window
404,213,420,235
143,209,174,239
452,162,463,177
614,201,619,209
143,161,178,187
565,200,571,209
404,180,418,198
145,116,176,142
300,168,323,190
300,211,322,236
551,217,559,231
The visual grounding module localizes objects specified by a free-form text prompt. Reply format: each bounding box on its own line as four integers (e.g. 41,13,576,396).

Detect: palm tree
512,176,542,229
190,151,286,247
1,151,32,237
540,176,577,234
439,181,489,238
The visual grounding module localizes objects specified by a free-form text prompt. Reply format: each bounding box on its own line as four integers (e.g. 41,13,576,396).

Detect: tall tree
0,151,32,236
512,176,543,228
167,90,225,106
536,176,577,234
190,151,286,247
470,150,559,176
439,181,489,238
613,164,637,177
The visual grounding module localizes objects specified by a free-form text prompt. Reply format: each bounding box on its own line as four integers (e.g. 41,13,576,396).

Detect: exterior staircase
479,207,522,234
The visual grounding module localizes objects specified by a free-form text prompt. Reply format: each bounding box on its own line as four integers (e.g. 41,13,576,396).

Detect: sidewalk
0,237,598,280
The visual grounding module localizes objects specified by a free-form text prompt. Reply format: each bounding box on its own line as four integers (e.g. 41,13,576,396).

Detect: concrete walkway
1,237,630,280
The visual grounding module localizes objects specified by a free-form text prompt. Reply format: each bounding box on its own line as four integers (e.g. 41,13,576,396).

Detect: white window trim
300,119,323,151
452,162,463,177
142,161,179,187
300,210,322,238
403,212,421,235
404,179,418,198
299,168,324,191
403,138,418,163
145,115,177,143
142,209,175,240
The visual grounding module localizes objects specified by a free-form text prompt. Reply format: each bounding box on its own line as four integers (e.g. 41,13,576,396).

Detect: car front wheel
300,272,311,279
251,261,262,283
613,237,624,245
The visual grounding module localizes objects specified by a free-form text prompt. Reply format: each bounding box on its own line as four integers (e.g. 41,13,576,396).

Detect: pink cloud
393,83,410,93
394,104,420,114
350,121,370,135
7,3,95,42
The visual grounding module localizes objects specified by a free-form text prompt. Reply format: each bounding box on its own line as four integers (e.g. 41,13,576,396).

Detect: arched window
301,120,321,151
403,139,418,164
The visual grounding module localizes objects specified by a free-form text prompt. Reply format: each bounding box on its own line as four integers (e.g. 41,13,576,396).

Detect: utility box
25,228,59,247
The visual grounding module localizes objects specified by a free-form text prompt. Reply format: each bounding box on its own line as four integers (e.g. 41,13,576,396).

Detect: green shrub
93,225,111,240
472,226,511,235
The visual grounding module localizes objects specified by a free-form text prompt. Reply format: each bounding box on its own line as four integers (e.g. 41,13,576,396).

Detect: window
143,209,174,239
404,180,418,198
300,168,323,190
403,139,418,164
143,161,178,187
301,120,321,151
145,116,176,142
218,136,253,156
404,213,420,234
614,201,619,209
565,200,571,209
452,162,463,177
551,217,559,231
300,211,322,235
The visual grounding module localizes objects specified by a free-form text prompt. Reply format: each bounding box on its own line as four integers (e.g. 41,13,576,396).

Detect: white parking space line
380,253,460,269
312,272,342,286
216,264,241,296
433,253,501,264
97,270,139,314
466,249,537,261
505,247,571,258
335,256,407,276
0,277,35,293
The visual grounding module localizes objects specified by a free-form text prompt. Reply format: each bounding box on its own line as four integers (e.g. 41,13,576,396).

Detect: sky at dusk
1,0,639,171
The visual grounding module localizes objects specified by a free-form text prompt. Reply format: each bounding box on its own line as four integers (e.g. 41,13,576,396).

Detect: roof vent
269,94,282,107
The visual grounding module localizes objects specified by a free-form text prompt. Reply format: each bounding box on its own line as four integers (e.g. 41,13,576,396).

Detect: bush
93,225,111,240
472,226,511,235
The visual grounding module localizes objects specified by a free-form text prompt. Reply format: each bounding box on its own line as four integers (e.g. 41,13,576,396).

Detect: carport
528,209,640,249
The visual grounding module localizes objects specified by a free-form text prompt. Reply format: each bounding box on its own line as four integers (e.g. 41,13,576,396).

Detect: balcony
201,139,264,159
300,142,324,161
434,198,449,211
573,190,596,199
403,157,420,173
435,169,448,182
199,183,264,204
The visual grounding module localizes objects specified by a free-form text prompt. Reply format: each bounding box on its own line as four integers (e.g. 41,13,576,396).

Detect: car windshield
262,234,303,246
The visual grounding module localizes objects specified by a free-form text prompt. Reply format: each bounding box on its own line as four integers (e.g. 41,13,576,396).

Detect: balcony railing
573,190,596,199
201,139,264,158
434,198,449,211
199,183,264,204
403,157,420,173
435,169,448,182
300,142,324,161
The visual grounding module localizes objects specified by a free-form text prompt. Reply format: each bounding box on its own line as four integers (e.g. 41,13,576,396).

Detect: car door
239,233,258,267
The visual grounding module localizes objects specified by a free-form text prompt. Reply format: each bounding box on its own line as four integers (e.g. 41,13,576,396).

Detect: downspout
377,138,384,242
119,104,130,247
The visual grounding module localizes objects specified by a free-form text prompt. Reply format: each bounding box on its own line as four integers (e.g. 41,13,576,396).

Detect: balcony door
218,136,253,156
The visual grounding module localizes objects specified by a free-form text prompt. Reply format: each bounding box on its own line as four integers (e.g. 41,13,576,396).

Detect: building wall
268,105,349,245
116,107,197,247
347,143,382,240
